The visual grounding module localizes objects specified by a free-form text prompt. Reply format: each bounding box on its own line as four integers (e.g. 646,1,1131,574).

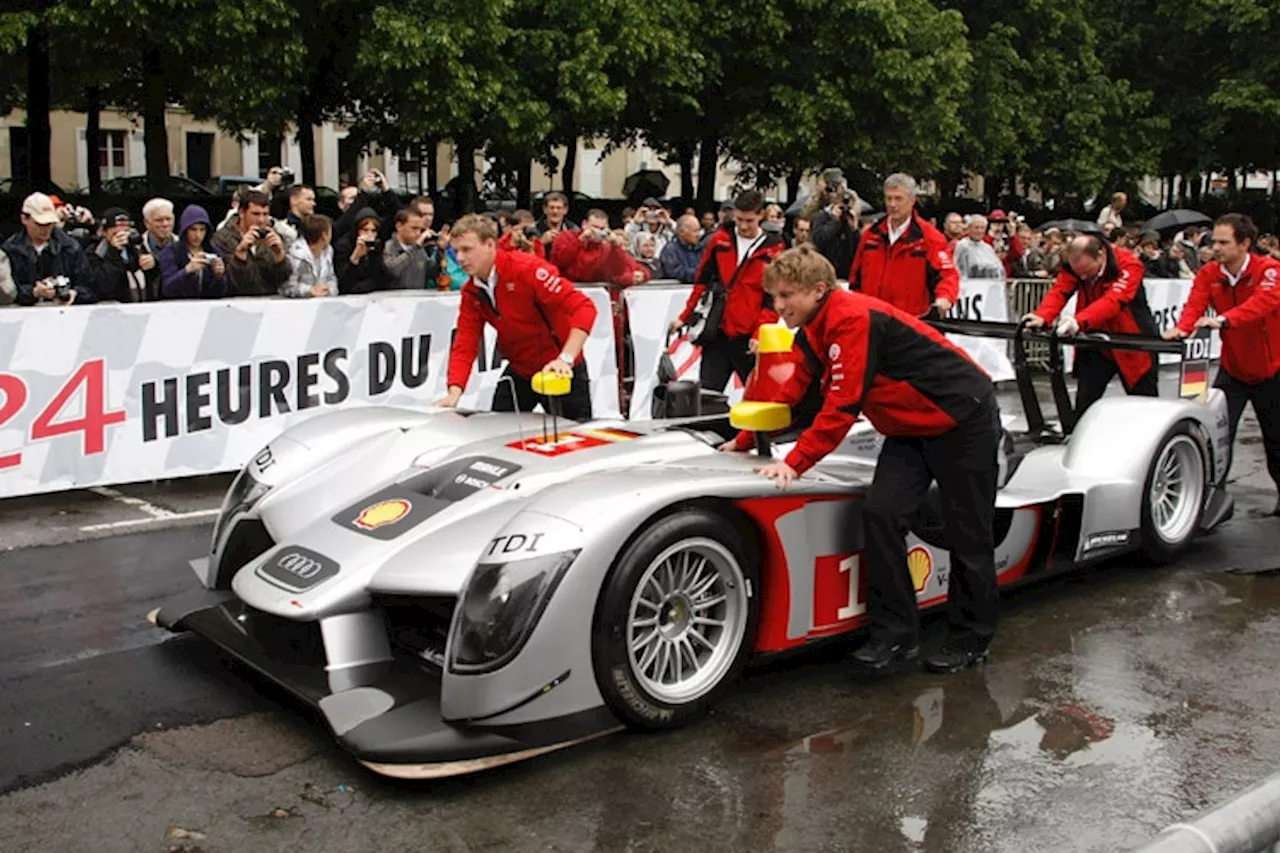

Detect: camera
51,275,72,300
126,228,145,253
279,167,295,186
362,238,379,250
254,227,270,240
522,225,539,239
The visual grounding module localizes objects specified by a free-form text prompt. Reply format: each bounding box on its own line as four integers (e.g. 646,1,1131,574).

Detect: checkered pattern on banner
0,287,618,498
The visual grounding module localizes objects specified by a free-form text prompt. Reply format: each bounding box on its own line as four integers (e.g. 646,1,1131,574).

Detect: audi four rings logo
255,545,339,591
276,552,323,579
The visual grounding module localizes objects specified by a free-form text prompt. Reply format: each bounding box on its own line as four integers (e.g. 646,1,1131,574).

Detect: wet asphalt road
3,428,1280,851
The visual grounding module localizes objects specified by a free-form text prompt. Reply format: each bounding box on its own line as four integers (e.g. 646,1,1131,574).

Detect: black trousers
1073,349,1158,417
1215,368,1280,492
861,399,1001,647
492,362,593,422
699,334,754,394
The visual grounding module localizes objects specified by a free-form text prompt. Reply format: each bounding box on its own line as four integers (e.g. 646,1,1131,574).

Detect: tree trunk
561,139,577,193
696,134,719,211
426,138,439,198
296,91,319,187
455,134,478,214
142,48,169,192
25,21,52,188
786,168,803,205
678,141,696,202
516,157,532,210
84,87,102,196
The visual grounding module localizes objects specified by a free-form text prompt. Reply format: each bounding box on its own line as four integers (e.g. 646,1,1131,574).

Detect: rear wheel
592,509,758,729
1141,422,1207,562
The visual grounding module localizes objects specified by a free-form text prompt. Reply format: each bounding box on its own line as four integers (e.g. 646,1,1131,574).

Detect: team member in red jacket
849,173,959,316
435,215,598,420
1022,235,1159,416
724,245,1000,675
669,189,786,393
1164,213,1280,515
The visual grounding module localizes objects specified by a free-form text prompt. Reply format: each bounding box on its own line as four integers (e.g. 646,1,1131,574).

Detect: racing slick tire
591,508,760,730
1140,420,1207,563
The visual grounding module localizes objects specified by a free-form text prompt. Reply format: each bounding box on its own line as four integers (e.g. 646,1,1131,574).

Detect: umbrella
622,169,670,200
1037,218,1104,235
1143,209,1212,232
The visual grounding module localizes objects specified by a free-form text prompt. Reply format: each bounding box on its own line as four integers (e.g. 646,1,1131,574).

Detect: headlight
448,550,578,674
211,466,271,549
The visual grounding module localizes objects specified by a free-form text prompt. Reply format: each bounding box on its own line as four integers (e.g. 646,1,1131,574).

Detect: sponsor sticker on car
255,546,340,593
506,429,640,457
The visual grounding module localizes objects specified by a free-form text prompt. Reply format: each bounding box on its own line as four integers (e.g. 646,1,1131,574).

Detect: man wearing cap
808,168,861,279
3,193,97,305
91,207,157,302
849,173,959,317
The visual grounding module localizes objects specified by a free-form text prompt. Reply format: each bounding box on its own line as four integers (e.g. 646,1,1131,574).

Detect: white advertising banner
0,288,619,498
625,279,1016,420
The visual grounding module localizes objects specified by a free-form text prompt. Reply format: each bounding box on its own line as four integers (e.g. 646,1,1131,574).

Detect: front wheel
591,509,759,729
1141,422,1207,562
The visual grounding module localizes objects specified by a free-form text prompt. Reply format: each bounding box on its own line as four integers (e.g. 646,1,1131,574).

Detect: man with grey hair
140,198,176,296
849,172,958,316
657,214,705,283
952,214,1004,278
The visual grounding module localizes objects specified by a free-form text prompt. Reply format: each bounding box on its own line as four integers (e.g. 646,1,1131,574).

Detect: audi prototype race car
150,322,1234,779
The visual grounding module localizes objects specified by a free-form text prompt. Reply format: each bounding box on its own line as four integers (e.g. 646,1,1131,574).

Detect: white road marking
89,485,180,520
79,509,219,532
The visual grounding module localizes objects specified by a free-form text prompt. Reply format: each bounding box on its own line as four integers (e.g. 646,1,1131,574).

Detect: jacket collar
1064,242,1122,286
871,210,924,245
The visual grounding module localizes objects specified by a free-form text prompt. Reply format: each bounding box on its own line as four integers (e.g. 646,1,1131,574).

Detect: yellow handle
532,370,572,397
756,323,795,354
729,401,792,432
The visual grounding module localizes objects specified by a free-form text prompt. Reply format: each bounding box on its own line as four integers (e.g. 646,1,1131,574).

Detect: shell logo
908,546,933,593
354,499,412,530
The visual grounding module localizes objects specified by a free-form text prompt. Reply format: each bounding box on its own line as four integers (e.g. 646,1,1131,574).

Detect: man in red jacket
849,173,959,316
435,215,598,420
550,208,649,287
669,189,786,393
724,245,1001,675
1164,213,1280,515
1022,235,1159,416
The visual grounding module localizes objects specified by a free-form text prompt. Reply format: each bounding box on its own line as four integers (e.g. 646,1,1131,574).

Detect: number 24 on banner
0,360,127,470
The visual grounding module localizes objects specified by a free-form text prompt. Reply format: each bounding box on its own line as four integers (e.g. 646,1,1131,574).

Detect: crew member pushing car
1164,213,1280,516
722,245,1001,674
1022,235,1159,416
435,214,598,421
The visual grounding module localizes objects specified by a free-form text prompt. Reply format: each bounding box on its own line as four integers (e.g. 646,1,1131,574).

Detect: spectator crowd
2,166,1275,311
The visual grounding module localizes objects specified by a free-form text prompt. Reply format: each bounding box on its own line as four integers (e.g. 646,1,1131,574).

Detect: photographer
625,198,674,256
90,207,157,302
4,193,97,306
335,208,388,294
810,177,862,280
212,190,292,297
498,209,547,259
984,210,1024,276
551,208,649,286
332,170,401,243
159,205,227,299
383,208,440,289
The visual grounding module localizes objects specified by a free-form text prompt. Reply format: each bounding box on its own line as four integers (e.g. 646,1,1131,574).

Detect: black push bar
924,317,1188,440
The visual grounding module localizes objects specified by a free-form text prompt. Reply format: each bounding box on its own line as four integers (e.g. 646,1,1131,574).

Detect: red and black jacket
1034,245,1157,388
679,227,785,338
446,250,598,389
1176,253,1280,384
849,211,960,316
733,289,995,474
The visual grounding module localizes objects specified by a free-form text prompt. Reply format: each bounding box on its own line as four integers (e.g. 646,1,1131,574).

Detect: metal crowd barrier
1132,772,1280,852
1005,278,1056,369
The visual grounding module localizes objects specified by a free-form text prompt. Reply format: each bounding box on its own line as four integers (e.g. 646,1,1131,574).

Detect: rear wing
927,319,1211,440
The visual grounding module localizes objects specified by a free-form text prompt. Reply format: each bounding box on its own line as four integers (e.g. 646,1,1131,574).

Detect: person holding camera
334,208,389,294
159,205,228,299
498,209,548,259
90,207,158,302
383,208,441,289
4,192,97,306
810,175,862,280
551,209,649,286
212,190,292,297
626,198,674,256
332,170,400,244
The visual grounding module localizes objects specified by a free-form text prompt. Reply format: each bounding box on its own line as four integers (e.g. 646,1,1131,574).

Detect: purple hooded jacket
160,205,228,299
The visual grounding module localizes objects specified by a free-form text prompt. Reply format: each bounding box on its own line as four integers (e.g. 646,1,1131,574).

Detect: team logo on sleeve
1265,268,1277,287
829,344,841,360
535,267,550,281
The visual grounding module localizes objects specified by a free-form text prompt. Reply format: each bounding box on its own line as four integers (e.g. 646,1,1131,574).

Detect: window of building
259,134,283,177
398,147,422,194
98,130,128,180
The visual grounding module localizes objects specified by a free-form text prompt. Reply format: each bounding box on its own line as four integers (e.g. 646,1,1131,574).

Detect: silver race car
150,322,1234,779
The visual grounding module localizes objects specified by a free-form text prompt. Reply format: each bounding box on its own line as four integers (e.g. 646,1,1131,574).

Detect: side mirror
729,401,792,457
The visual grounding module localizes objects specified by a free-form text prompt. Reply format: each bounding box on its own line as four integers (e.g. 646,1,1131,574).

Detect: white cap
21,192,59,226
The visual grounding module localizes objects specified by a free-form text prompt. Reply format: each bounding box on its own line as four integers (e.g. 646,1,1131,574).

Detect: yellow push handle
729,401,792,433
756,323,795,354
532,370,572,397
